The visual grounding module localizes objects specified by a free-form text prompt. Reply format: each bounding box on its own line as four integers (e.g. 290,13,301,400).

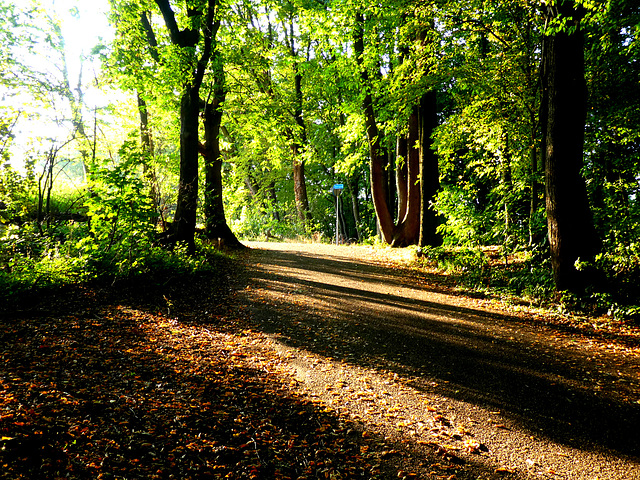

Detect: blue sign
333,184,344,190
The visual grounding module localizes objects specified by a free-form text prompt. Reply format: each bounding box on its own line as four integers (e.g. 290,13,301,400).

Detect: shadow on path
239,245,640,461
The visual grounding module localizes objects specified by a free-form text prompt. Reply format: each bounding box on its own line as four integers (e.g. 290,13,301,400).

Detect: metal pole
335,193,339,246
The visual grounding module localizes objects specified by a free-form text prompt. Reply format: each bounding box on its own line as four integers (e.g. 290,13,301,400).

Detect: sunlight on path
240,241,640,480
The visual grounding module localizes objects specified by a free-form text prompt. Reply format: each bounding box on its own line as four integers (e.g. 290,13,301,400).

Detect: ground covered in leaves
1,242,640,479
1,274,387,479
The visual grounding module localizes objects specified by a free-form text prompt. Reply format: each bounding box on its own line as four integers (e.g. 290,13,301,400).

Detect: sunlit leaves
77,140,157,276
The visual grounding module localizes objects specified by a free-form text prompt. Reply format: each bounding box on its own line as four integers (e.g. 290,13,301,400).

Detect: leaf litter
0,293,388,479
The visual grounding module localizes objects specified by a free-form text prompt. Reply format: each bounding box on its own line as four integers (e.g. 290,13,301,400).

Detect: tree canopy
1,0,639,307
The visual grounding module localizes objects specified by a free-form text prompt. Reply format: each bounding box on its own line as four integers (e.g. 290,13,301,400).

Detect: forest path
237,241,640,479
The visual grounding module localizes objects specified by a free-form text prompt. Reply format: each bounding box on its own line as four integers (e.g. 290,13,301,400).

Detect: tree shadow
237,246,640,461
0,278,522,480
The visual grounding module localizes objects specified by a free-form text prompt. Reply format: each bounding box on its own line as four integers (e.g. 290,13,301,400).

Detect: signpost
330,184,344,245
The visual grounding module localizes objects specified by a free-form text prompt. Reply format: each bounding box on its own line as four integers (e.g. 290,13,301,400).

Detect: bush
0,142,231,303
0,164,36,223
75,142,158,278
417,245,489,273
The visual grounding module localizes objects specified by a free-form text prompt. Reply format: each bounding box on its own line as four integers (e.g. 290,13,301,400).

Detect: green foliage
0,164,35,223
432,186,489,246
417,245,557,305
417,245,489,274
592,243,640,317
0,222,90,298
76,141,157,277
0,219,230,303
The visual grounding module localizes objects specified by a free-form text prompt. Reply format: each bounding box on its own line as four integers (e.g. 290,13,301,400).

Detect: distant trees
2,0,638,296
106,0,640,293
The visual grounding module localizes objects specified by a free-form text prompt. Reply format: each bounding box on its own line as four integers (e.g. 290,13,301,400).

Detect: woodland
1,1,640,478
0,0,639,314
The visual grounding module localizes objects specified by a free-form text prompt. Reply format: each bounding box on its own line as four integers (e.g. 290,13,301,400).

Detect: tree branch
140,11,161,63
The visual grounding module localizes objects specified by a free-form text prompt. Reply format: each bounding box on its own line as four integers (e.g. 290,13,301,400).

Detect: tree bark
292,146,311,224
418,91,441,247
396,132,408,223
171,87,200,252
392,108,421,247
202,39,243,248
347,173,362,242
542,2,600,292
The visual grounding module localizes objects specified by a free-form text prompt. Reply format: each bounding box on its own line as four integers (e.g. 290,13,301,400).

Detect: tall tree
113,0,240,251
353,7,440,247
542,0,600,292
152,0,215,253
201,32,243,247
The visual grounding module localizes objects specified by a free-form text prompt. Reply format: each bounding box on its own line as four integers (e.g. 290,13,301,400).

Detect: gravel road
238,241,640,480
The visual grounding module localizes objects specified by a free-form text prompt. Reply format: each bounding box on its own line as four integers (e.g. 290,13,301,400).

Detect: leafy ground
1,242,639,479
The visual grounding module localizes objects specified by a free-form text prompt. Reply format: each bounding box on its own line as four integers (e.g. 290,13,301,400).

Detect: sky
5,0,116,170
51,0,113,79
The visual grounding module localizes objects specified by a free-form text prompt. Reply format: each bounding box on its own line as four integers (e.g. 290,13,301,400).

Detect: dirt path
237,242,640,479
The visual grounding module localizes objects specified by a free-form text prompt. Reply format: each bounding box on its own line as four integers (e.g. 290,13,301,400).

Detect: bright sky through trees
5,0,114,168
51,0,112,75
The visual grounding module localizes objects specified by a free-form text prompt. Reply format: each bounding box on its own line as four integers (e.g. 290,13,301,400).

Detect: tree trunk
347,173,362,242
542,2,600,292
354,12,394,244
202,43,243,248
293,146,311,224
202,101,243,248
392,108,421,247
172,87,200,253
396,132,408,223
418,91,441,247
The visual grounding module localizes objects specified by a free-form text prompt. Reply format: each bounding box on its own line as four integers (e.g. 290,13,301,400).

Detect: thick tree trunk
392,108,421,247
202,106,243,248
293,147,311,224
418,91,441,247
354,12,394,244
542,3,600,292
202,38,242,248
171,87,201,253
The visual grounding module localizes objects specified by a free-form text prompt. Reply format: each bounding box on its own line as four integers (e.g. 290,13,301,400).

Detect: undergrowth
415,245,640,325
0,228,230,308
